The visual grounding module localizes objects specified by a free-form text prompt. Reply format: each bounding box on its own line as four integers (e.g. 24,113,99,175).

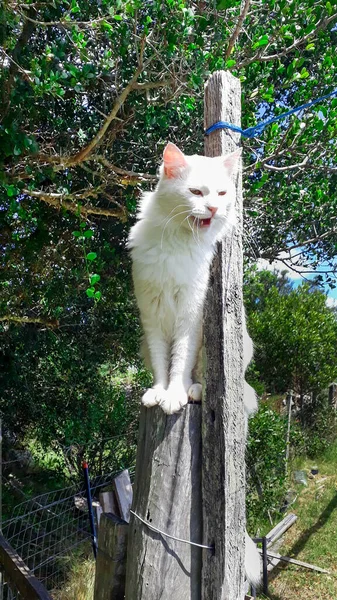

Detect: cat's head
156,142,241,236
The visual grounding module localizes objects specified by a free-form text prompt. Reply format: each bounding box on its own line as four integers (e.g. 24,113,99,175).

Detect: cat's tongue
197,218,212,228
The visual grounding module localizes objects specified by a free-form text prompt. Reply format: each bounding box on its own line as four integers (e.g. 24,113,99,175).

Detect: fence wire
0,571,23,600
1,466,135,598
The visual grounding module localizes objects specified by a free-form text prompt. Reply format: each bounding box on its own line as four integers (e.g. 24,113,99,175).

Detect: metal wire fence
0,466,135,598
0,571,23,600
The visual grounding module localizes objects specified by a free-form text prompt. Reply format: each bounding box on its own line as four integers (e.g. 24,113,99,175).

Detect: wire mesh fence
0,571,23,600
1,466,135,598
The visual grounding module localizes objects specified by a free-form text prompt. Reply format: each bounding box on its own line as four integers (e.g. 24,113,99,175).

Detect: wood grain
94,513,128,600
202,70,245,600
125,405,202,599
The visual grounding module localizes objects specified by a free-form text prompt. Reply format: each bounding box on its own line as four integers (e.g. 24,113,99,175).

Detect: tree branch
2,7,36,108
237,12,337,68
24,189,127,220
259,13,337,62
0,315,59,328
38,60,169,168
94,156,157,183
224,0,251,60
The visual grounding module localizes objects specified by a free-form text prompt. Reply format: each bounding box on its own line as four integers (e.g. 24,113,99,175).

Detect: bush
300,391,337,457
246,404,288,531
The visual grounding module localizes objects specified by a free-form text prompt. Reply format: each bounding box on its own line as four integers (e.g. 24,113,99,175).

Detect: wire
130,510,213,550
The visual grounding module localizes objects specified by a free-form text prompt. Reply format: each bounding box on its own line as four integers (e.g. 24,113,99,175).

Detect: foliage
1,0,337,330
246,404,288,530
245,270,337,396
1,0,337,504
0,247,149,477
300,389,337,457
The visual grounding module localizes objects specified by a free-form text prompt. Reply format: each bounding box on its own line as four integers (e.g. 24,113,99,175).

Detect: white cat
128,142,257,421
128,142,261,586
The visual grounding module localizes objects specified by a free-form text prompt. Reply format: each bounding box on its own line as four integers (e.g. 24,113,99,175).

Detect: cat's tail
245,530,262,587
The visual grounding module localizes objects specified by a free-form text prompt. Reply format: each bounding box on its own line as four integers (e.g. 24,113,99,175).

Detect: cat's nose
208,206,218,217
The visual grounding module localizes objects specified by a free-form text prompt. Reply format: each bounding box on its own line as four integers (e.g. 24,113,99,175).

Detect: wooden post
202,71,245,599
125,405,202,599
94,514,128,600
0,534,52,600
285,391,293,472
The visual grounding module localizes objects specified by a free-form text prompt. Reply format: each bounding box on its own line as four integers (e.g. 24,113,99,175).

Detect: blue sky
258,256,337,307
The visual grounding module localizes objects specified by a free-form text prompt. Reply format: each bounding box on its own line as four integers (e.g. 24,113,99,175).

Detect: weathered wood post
123,70,245,600
202,71,245,599
125,405,202,599
94,513,128,600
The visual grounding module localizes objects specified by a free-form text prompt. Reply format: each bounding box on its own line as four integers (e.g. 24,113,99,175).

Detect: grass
52,556,95,600
258,441,337,600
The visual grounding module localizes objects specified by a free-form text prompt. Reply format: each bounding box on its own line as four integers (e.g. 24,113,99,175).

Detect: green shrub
246,404,287,531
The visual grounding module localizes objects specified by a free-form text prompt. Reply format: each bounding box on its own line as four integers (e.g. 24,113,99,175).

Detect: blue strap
205,88,337,138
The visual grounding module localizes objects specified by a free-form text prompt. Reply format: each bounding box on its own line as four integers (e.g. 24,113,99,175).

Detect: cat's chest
138,245,211,287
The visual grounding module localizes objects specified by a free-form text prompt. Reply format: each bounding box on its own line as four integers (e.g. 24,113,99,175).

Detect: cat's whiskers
160,209,192,249
187,214,201,248
159,204,190,227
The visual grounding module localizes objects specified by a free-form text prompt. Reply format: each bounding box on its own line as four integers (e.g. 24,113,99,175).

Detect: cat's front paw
142,387,163,408
188,383,202,401
159,386,188,415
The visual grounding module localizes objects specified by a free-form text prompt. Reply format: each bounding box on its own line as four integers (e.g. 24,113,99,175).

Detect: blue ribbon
205,88,337,138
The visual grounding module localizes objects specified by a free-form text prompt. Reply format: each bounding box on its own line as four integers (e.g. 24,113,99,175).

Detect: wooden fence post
94,513,128,600
202,71,245,599
124,405,202,599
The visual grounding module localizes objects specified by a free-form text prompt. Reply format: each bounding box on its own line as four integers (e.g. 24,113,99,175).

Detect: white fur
245,531,262,586
128,143,260,584
128,143,257,419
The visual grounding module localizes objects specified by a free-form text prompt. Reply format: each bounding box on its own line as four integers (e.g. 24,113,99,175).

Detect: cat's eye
189,188,203,196
218,191,227,196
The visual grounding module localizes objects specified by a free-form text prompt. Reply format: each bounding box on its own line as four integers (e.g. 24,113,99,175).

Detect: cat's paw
188,383,202,401
142,387,163,408
159,386,188,415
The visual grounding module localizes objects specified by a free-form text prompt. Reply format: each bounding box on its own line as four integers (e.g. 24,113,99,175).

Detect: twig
0,315,59,328
224,0,251,60
24,189,126,219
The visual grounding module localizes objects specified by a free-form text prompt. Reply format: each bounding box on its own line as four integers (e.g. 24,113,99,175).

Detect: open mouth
190,216,212,228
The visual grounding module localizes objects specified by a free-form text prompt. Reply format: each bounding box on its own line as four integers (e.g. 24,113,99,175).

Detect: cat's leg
141,328,170,408
159,317,202,414
189,344,203,401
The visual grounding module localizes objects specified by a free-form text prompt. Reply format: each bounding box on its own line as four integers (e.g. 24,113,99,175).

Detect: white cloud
257,251,312,280
326,297,337,308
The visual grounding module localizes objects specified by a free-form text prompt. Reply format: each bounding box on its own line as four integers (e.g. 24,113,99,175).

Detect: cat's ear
163,142,188,178
223,148,242,174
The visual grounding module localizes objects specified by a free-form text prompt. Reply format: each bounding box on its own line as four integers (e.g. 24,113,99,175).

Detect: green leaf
83,230,94,238
86,287,95,298
225,59,236,68
86,252,97,261
94,291,102,300
72,230,82,237
90,274,100,285
113,14,123,20
7,185,17,197
253,34,269,49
